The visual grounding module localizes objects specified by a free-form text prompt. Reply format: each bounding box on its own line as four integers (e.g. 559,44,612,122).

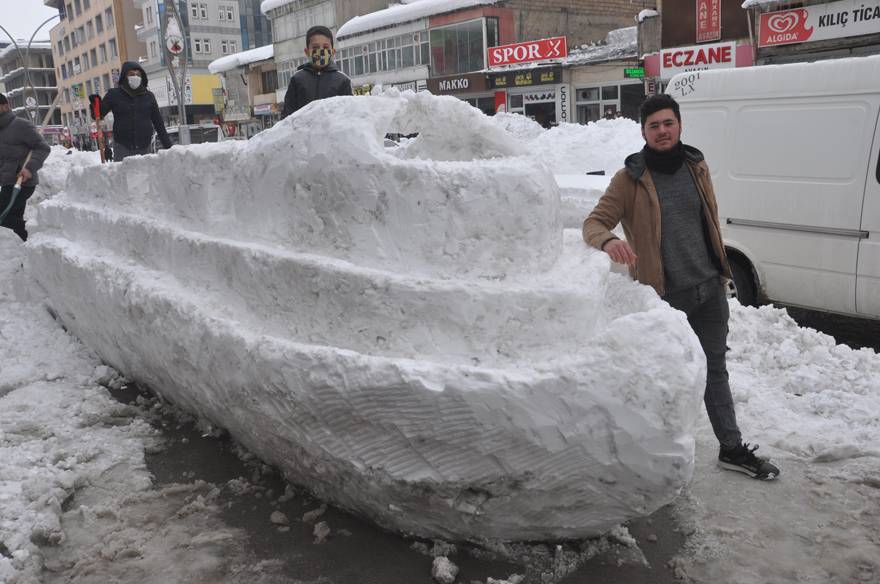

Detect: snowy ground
2,110,879,583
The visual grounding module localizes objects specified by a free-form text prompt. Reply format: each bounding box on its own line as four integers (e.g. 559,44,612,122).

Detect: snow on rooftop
26,91,704,542
741,0,784,7
0,41,52,61
336,0,497,39
637,9,658,22
208,44,274,74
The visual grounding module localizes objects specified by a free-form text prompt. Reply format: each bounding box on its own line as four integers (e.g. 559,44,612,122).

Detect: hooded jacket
0,110,51,187
583,144,732,297
281,62,352,119
100,61,172,150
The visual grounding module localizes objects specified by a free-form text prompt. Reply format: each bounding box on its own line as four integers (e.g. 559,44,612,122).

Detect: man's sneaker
718,442,780,480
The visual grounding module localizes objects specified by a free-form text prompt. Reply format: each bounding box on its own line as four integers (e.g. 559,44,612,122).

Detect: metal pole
165,0,190,145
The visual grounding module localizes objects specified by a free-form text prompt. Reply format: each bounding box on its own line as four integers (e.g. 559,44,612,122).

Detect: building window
191,3,198,18
105,7,113,28
102,73,110,91
229,40,236,53
95,14,103,32
86,20,94,40
90,48,97,67
199,3,208,19
109,38,117,58
74,0,81,17
98,43,106,63
221,40,228,54
150,41,157,58
81,52,89,71
60,63,67,79
429,19,484,76
67,4,73,19
194,38,202,53
225,5,234,21
203,38,211,53
261,69,277,93
64,36,71,51
145,6,153,25
83,0,89,9
575,83,645,124
57,40,64,56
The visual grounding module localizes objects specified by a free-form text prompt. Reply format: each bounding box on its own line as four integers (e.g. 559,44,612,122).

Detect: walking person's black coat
100,61,172,152
281,63,352,119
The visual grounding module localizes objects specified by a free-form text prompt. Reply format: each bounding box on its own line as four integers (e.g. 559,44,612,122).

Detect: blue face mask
310,48,333,68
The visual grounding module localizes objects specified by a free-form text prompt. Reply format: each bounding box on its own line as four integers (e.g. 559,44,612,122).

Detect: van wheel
728,258,757,306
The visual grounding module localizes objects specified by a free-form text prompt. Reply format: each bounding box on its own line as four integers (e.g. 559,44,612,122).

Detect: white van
667,55,880,320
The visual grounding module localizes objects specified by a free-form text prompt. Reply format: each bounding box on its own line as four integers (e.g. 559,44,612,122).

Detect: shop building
486,26,646,126
638,1,754,92
208,43,278,137
742,0,880,64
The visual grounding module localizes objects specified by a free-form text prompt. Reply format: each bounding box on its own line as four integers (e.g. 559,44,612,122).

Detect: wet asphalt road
100,306,875,584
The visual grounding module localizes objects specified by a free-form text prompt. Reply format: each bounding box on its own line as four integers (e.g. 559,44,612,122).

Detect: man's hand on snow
602,239,637,266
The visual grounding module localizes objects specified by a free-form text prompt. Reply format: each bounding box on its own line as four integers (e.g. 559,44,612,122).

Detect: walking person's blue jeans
664,277,742,449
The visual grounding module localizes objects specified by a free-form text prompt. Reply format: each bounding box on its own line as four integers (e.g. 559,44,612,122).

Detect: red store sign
696,0,721,42
758,1,880,48
488,36,568,67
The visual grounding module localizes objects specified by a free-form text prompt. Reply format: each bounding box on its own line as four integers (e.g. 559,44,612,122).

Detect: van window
732,104,871,181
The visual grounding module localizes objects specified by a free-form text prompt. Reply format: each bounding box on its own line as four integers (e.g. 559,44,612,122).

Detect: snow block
26,91,705,542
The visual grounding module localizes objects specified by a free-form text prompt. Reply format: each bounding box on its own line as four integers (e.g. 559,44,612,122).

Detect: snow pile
637,9,659,22
27,91,705,542
529,117,642,176
33,146,102,204
489,111,545,141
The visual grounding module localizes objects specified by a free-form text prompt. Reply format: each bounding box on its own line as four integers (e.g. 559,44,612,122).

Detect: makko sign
660,41,736,80
758,0,880,47
488,36,568,67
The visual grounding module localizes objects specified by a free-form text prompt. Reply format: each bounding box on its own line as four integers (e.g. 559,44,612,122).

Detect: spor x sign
488,36,568,67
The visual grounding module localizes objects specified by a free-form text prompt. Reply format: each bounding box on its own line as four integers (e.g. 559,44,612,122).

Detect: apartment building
45,0,145,136
0,42,61,127
133,0,240,125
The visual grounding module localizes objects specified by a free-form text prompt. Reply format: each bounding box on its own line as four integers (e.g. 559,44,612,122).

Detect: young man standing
0,93,51,241
583,94,780,480
281,25,352,119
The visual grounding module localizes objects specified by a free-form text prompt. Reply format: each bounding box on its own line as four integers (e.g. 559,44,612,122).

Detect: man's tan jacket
583,144,732,297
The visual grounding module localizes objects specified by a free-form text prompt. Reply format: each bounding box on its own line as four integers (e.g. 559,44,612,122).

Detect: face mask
310,48,333,68
127,75,142,89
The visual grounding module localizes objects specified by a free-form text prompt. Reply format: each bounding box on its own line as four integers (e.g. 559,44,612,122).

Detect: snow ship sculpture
26,91,705,542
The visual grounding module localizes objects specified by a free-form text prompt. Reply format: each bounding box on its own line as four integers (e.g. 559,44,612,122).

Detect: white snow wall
27,92,706,542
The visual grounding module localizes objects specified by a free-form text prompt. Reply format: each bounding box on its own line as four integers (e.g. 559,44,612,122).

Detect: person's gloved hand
161,137,173,150
88,94,102,119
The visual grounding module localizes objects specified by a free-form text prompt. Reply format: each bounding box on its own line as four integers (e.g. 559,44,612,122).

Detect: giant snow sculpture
26,91,705,542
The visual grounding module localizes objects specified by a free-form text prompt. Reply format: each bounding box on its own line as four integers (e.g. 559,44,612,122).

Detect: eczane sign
488,36,568,67
660,41,736,80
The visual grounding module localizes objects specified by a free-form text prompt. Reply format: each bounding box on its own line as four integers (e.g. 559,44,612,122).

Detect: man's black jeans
0,184,35,241
664,277,742,449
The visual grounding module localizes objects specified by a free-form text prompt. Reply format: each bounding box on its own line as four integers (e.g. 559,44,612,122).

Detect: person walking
98,62,172,161
281,25,352,119
0,93,51,241
583,94,780,480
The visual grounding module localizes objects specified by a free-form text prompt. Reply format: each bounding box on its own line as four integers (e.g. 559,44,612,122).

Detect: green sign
624,67,645,79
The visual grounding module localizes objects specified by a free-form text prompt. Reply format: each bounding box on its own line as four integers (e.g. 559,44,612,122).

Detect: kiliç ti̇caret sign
758,0,880,47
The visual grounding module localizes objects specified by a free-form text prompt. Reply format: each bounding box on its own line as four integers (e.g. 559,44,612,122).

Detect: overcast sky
2,1,62,43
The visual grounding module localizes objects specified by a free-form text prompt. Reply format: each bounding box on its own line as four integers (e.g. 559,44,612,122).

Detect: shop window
430,19,485,76
577,104,601,124
486,17,499,48
620,83,646,121
509,94,523,109
602,86,619,100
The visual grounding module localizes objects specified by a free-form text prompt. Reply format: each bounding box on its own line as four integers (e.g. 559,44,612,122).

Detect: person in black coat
281,25,353,119
99,62,172,161
0,93,50,241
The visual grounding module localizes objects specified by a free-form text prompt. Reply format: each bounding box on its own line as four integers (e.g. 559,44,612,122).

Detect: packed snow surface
3,102,879,583
26,91,703,542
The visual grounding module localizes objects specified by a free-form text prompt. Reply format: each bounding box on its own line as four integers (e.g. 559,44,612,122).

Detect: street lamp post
0,14,61,126
164,1,190,145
